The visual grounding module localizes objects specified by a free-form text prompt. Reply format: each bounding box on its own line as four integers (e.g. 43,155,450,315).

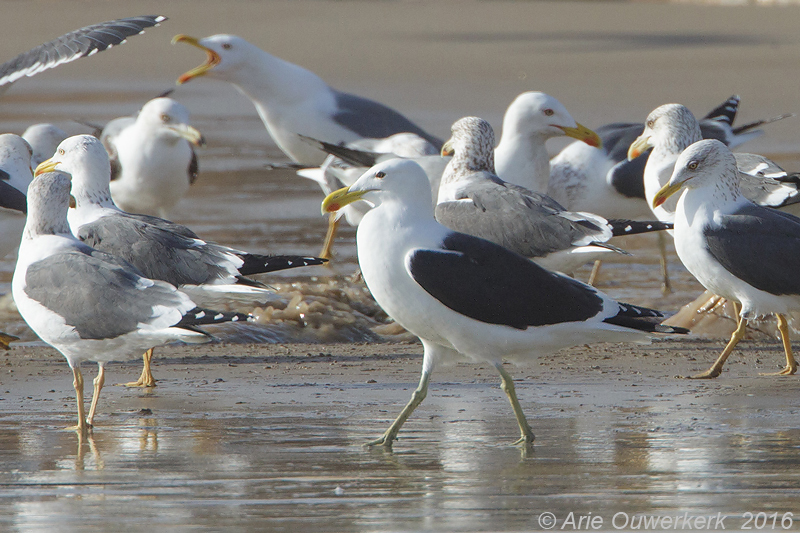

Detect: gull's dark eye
222,43,232,50
375,171,386,179
543,108,554,117
161,114,171,123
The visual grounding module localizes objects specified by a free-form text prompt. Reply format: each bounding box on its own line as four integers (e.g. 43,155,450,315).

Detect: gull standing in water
13,172,248,433
323,158,687,448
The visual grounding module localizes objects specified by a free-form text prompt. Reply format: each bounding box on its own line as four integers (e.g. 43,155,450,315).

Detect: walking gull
172,34,442,166
653,139,800,379
322,158,687,448
36,135,326,386
629,103,800,292
12,172,248,433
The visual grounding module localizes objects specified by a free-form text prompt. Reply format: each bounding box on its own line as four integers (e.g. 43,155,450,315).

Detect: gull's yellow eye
543,108,554,117
58,149,65,155
688,162,698,170
375,171,386,179
646,119,654,128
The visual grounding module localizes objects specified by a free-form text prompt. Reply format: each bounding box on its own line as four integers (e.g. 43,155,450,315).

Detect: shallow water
2,366,800,532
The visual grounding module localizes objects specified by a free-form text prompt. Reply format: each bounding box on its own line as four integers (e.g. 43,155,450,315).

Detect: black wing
407,232,604,329
0,15,167,90
0,171,27,213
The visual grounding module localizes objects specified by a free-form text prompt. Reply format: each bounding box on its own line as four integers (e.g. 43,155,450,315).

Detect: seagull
653,139,800,379
322,158,687,448
436,117,671,274
298,90,602,259
22,123,68,169
493,91,601,193
628,103,800,292
0,134,34,259
297,132,445,258
172,34,442,166
0,16,167,94
548,95,793,219
631,103,800,223
12,171,249,433
100,97,205,217
36,135,326,386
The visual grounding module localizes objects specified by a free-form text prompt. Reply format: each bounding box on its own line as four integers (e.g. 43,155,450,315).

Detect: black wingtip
702,95,740,125
654,324,690,335
298,134,380,167
237,254,327,276
731,113,796,135
609,219,673,237
178,307,250,329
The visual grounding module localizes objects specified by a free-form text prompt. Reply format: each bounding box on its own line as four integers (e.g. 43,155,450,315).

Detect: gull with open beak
172,33,442,167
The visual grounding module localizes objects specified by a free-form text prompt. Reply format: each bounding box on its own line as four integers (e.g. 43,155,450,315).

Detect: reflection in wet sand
3,377,800,530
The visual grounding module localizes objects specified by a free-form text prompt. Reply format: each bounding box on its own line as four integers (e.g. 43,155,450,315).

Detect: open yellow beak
172,34,221,85
558,122,602,149
628,134,652,160
321,186,369,215
34,158,58,177
441,139,454,157
652,181,684,208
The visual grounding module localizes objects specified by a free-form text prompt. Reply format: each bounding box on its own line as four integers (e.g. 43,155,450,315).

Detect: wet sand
4,338,800,531
2,1,800,531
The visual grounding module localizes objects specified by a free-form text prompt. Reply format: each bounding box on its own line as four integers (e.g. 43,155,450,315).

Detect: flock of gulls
3,14,800,448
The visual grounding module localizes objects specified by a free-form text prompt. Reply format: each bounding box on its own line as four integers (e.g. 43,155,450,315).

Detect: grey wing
735,153,788,179
331,91,443,148
23,249,184,340
0,16,166,90
704,204,800,296
435,181,606,259
735,153,800,208
119,211,200,239
77,215,235,286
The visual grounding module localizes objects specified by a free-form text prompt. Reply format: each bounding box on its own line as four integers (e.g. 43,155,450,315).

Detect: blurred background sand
1,0,798,157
